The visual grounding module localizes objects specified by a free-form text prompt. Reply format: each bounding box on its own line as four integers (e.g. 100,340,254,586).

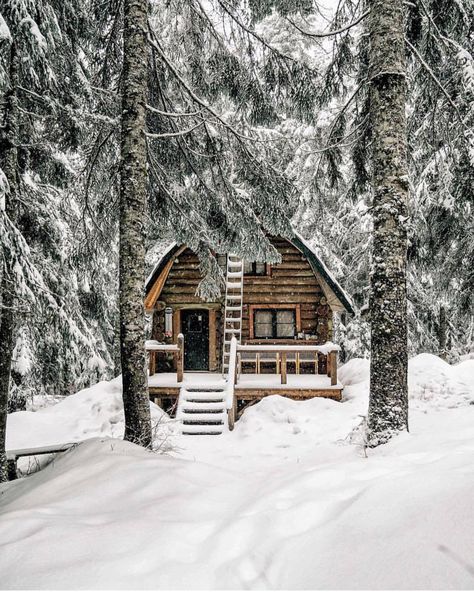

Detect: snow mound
6,377,175,454
408,353,474,409
338,357,370,386
2,405,474,589
337,354,474,410
455,358,474,382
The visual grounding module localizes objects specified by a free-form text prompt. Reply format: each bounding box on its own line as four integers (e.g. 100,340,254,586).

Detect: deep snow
1,354,474,589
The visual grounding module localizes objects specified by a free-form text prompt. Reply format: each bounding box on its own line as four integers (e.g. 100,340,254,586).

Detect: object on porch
146,335,184,382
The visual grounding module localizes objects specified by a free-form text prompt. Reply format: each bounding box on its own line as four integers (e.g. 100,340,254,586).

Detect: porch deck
148,372,343,402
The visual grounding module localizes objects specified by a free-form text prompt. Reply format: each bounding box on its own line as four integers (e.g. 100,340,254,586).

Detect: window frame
243,261,271,276
249,304,301,339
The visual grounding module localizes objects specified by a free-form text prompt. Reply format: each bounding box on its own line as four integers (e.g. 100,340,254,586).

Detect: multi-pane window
254,309,296,339
244,261,267,276
254,310,273,337
217,254,227,273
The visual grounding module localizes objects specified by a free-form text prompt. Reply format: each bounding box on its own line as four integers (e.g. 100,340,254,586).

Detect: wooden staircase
176,386,227,435
222,254,243,375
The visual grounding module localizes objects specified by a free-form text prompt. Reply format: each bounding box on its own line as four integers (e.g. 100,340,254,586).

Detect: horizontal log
242,295,321,304
160,295,215,304
168,270,203,278
149,386,342,402
234,388,342,401
164,279,207,286
271,262,315,270
271,270,315,278
244,278,319,287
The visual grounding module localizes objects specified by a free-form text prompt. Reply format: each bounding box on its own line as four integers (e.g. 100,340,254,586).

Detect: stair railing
226,335,238,430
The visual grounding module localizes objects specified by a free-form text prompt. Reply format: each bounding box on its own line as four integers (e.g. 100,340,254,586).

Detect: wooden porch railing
235,342,340,386
146,334,184,383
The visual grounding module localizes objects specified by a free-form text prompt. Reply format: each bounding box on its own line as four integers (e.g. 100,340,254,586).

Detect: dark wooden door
181,309,209,371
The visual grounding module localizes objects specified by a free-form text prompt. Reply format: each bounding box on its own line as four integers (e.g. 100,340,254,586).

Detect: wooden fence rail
236,343,340,386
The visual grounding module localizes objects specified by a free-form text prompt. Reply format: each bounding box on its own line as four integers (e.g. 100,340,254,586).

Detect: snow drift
1,355,474,589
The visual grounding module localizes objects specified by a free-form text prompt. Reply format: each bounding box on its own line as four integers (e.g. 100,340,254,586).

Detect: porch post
281,352,287,384
177,333,184,382
330,351,338,386
149,351,156,376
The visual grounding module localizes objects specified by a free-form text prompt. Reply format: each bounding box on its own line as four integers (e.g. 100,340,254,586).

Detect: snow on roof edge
145,232,355,314
290,229,355,314
145,241,177,288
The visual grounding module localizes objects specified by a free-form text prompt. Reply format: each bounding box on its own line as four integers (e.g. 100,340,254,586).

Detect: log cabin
144,231,353,434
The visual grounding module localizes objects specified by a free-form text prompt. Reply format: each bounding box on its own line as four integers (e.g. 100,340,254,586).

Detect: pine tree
0,39,19,482
365,0,409,445
0,1,116,476
119,0,152,447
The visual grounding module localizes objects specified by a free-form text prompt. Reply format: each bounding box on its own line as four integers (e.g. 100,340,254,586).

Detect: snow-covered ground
2,354,474,589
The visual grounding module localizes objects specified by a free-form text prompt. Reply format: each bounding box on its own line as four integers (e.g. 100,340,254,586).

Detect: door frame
173,305,218,371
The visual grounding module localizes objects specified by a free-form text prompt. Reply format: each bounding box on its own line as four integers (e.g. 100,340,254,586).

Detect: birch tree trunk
367,1,409,446
0,43,19,481
119,0,152,447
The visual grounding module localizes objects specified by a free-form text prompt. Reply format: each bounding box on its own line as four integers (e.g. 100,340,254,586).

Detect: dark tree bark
438,305,447,360
119,0,152,447
367,1,409,446
0,43,19,482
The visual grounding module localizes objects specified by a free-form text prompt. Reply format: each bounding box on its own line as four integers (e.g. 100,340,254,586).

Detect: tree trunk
119,0,152,447
0,43,19,482
367,1,409,446
438,305,447,360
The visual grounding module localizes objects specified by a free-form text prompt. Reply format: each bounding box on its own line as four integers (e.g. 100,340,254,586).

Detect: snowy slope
1,356,474,589
6,377,176,454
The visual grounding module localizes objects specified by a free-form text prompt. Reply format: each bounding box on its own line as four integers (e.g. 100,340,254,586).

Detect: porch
148,371,343,404
147,337,343,432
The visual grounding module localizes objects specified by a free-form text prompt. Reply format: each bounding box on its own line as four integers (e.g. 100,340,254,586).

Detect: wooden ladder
222,254,243,375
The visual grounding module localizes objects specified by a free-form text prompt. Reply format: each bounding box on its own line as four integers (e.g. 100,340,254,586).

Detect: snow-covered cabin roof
145,233,354,314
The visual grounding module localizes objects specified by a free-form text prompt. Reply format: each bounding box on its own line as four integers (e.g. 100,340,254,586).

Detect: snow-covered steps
177,386,227,435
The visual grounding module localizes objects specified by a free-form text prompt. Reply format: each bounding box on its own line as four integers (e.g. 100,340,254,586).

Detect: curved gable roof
145,234,354,314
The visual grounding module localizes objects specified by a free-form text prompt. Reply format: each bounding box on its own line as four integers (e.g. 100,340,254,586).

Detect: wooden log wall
241,237,332,343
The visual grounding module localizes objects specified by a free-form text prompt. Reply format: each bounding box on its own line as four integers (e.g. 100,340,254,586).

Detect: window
254,309,296,339
244,261,267,276
216,254,227,273
254,310,273,337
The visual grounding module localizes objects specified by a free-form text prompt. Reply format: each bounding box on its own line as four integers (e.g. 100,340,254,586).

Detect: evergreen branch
82,129,115,237
146,145,210,238
215,0,296,65
405,38,466,129
145,105,202,118
285,9,370,39
306,114,369,155
17,86,117,126
145,121,204,138
306,79,366,195
147,31,260,143
190,0,227,50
